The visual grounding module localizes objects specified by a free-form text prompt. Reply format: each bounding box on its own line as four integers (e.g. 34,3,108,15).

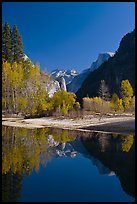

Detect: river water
2,126,135,202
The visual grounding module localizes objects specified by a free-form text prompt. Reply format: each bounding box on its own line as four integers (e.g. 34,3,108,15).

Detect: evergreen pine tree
12,25,24,63
98,80,110,101
2,22,13,63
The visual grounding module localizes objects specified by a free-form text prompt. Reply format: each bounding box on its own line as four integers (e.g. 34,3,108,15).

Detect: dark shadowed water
2,126,135,202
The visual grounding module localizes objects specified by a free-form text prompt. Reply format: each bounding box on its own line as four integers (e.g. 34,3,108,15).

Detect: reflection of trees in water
97,133,109,152
2,173,22,202
81,132,135,198
2,126,135,199
2,126,76,175
50,128,77,143
2,126,49,175
121,135,134,152
2,126,77,202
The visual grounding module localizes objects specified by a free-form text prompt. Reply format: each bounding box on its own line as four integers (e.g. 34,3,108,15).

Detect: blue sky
2,2,135,73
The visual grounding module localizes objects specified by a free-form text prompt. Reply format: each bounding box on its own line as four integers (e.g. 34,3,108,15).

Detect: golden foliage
51,91,80,115
122,135,134,152
2,127,76,175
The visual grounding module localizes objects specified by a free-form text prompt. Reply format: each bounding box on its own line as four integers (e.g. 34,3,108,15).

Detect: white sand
2,115,135,134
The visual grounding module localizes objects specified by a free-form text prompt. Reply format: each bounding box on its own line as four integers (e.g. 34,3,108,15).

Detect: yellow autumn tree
22,63,49,116
93,97,103,113
83,96,110,116
10,62,24,113
110,93,119,112
51,91,79,115
130,96,135,112
83,97,93,111
120,80,134,112
110,93,124,113
2,62,12,113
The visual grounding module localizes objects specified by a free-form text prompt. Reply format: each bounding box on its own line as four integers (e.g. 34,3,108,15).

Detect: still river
2,126,135,202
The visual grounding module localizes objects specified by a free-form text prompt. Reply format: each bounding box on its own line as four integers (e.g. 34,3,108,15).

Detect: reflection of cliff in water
2,126,134,200
70,138,115,176
80,133,135,198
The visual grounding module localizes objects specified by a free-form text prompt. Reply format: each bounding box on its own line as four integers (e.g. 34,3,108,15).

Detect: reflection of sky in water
20,155,134,202
2,127,135,202
47,135,115,176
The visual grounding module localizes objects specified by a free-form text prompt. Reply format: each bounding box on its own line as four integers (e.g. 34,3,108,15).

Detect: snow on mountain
50,69,78,85
23,54,29,61
47,135,78,158
23,53,35,67
67,52,115,93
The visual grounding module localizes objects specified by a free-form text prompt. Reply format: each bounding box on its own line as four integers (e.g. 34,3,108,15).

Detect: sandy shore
2,114,135,134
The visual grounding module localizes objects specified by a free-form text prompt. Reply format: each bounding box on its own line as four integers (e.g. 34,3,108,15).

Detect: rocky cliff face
50,68,78,92
76,29,135,101
67,52,115,93
22,54,64,97
57,76,67,91
46,79,61,98
45,76,67,97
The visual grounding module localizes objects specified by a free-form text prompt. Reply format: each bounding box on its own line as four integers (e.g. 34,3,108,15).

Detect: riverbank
2,114,135,134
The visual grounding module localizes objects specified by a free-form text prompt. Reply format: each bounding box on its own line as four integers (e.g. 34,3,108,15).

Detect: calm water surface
2,126,135,202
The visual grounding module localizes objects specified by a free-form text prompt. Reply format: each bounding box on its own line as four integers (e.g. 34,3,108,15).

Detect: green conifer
2,22,12,63
12,25,24,63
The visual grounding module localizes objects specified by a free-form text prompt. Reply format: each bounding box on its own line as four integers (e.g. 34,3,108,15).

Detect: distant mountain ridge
67,52,115,93
76,29,135,101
